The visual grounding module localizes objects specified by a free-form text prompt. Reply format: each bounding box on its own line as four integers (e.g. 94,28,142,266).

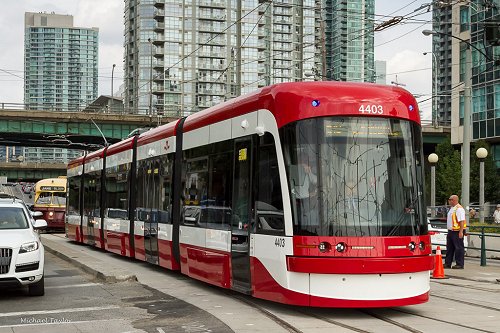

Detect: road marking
157,328,166,333
0,305,120,317
46,282,101,289
0,318,118,328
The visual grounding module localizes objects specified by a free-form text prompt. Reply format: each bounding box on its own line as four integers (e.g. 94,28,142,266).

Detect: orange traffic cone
431,246,448,279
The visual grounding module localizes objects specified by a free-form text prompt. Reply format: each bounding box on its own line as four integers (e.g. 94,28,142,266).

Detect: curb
43,240,137,283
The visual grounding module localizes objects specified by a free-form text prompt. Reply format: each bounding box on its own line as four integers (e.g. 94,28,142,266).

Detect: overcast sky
0,0,433,119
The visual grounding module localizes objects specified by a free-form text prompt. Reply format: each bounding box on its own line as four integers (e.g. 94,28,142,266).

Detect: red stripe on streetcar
287,255,434,274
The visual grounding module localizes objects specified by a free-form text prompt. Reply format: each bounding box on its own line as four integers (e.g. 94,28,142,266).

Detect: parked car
428,217,468,253
0,193,47,296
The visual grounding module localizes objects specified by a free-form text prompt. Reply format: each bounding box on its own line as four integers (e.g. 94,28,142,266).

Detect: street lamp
423,52,438,127
147,38,153,116
110,64,116,113
422,29,473,223
476,147,488,224
428,153,438,217
111,64,116,99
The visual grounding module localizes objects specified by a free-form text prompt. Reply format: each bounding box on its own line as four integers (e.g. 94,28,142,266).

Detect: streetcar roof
85,146,106,162
106,136,135,155
137,119,180,146
35,177,67,189
67,154,85,168
183,81,420,133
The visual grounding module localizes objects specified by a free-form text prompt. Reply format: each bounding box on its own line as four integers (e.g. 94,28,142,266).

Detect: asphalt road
0,252,232,333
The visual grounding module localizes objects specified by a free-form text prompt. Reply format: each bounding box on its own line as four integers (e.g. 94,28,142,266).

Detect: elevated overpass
0,162,66,181
0,108,177,150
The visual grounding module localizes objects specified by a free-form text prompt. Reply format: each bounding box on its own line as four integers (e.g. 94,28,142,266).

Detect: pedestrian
444,195,466,269
493,204,500,224
469,208,476,219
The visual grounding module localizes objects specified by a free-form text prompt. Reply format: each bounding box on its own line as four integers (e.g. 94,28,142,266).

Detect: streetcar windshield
35,192,66,206
281,117,426,237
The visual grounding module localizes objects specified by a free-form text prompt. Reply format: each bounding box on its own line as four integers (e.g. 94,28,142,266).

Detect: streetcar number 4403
275,238,285,247
359,105,383,114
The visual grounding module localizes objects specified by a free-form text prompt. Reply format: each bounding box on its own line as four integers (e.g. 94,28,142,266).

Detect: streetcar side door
144,159,159,265
231,137,253,293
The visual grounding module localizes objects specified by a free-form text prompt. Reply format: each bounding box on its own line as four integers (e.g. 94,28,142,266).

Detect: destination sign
40,186,65,191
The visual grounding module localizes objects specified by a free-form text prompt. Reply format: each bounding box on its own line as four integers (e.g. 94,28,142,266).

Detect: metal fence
428,204,499,222
467,225,500,266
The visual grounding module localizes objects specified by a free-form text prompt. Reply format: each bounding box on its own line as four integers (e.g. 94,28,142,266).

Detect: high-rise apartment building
124,0,375,116
431,5,453,126
24,12,99,111
22,12,97,163
324,0,375,81
435,2,500,169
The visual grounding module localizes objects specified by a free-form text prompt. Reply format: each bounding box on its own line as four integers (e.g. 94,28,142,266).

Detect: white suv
0,193,47,296
428,217,468,253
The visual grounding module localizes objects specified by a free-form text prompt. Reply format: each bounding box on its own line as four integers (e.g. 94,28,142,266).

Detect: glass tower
24,12,99,111
124,0,374,116
323,0,375,81
22,12,95,163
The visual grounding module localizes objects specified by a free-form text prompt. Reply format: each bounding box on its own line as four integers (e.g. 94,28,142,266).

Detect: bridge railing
0,102,188,117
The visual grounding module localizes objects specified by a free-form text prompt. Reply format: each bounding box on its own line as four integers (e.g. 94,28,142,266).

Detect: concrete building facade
22,12,97,163
443,3,500,170
24,12,99,112
123,0,375,116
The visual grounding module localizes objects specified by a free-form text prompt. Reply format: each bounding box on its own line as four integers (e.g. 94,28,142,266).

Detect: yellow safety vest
451,204,466,231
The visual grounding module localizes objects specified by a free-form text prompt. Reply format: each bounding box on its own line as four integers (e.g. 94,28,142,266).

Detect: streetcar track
392,307,496,333
231,290,498,333
299,311,372,333
430,292,500,312
431,280,500,293
229,293,304,333
360,309,424,333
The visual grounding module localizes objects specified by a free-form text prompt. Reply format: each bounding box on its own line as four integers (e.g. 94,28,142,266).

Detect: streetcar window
281,117,426,237
136,154,173,224
182,141,233,230
84,170,102,218
106,163,130,219
67,175,81,215
255,133,284,235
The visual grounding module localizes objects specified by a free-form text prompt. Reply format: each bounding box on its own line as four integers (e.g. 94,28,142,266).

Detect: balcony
199,1,225,8
154,9,164,18
154,22,165,32
153,59,164,69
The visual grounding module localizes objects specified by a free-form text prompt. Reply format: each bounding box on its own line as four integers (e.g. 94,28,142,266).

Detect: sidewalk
442,256,500,283
41,234,290,333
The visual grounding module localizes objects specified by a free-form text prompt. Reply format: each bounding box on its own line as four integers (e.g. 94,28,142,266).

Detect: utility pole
148,38,153,117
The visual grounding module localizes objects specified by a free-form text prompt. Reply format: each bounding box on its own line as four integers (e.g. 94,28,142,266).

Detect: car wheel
28,275,45,296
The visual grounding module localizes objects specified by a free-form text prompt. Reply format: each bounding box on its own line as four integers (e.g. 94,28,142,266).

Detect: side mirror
31,211,43,217
33,219,47,229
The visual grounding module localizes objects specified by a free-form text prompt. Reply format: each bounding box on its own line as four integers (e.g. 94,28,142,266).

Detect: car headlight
19,241,39,253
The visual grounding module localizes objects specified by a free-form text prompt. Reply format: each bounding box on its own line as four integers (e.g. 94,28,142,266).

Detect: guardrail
468,225,500,266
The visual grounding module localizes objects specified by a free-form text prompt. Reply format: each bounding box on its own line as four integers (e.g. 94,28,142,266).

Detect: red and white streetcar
66,81,433,307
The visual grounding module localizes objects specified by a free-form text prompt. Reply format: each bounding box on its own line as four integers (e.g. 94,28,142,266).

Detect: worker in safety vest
444,194,466,269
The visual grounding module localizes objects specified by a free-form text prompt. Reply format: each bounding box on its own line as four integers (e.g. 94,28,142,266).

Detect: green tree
470,140,500,203
434,137,462,204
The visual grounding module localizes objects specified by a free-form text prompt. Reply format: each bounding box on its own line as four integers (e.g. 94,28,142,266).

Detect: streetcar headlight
19,241,39,253
419,241,426,250
335,242,346,253
318,242,331,253
48,211,54,218
408,241,416,252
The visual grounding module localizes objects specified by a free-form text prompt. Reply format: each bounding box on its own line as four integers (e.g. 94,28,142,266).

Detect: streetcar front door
144,160,159,265
231,138,252,293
